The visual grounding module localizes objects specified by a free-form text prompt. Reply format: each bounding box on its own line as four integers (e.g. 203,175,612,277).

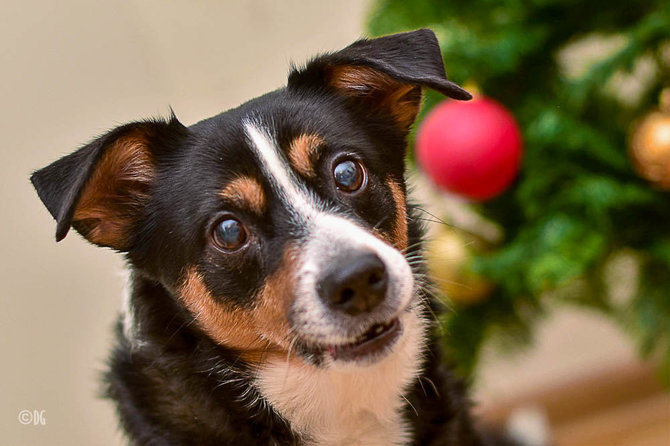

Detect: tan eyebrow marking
219,176,266,215
385,178,408,251
288,134,324,178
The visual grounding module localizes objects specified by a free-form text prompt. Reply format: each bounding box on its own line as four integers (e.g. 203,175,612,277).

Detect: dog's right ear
288,29,470,131
30,116,187,251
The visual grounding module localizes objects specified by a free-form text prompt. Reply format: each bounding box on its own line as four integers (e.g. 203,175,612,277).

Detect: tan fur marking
179,270,263,351
73,134,154,249
288,134,323,178
178,248,298,364
385,178,408,251
329,65,422,129
220,176,266,215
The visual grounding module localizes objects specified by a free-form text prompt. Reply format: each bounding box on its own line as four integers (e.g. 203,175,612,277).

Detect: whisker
402,395,419,417
400,241,424,255
373,215,391,231
282,334,300,389
421,376,440,397
413,207,454,229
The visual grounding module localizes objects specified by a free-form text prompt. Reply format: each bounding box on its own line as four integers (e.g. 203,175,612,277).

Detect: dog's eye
212,218,247,251
333,160,365,192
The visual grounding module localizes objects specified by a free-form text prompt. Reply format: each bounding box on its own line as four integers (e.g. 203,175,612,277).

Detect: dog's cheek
177,249,298,363
374,178,408,252
252,247,299,351
178,268,265,352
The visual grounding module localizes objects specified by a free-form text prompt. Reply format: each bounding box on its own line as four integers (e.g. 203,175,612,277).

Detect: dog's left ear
30,116,187,250
288,28,471,130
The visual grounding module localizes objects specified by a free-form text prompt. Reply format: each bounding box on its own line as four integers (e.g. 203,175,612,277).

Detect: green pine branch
369,0,670,379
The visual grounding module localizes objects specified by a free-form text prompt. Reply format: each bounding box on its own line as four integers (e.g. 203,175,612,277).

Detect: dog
31,29,511,446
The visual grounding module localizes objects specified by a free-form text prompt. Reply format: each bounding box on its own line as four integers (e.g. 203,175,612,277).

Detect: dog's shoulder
106,277,301,445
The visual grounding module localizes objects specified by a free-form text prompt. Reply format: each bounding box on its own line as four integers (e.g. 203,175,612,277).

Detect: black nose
318,252,388,316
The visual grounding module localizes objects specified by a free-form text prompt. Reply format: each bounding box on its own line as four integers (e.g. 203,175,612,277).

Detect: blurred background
1,1,668,445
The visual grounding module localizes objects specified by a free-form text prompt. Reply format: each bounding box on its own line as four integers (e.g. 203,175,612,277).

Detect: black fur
31,29,512,445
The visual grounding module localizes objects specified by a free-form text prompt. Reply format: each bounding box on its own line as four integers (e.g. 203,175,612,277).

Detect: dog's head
31,29,469,368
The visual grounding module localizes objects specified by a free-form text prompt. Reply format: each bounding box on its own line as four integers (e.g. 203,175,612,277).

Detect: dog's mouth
298,318,403,364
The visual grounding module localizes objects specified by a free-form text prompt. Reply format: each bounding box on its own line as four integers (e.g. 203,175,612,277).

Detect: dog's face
31,30,469,369
176,100,414,367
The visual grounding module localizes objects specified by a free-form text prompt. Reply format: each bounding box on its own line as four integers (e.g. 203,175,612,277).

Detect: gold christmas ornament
629,88,670,189
425,227,493,305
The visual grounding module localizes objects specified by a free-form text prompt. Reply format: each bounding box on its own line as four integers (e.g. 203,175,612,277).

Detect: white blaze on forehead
244,120,315,218
244,119,414,341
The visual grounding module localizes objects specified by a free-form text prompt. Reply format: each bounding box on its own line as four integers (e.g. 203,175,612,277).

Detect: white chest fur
255,311,426,446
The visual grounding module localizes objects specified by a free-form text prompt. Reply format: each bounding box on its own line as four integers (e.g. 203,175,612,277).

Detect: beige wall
0,2,369,444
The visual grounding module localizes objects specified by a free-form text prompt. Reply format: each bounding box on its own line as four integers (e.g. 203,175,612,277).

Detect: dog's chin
295,316,405,368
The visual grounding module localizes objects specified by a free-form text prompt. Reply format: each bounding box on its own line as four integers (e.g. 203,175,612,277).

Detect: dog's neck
254,308,426,446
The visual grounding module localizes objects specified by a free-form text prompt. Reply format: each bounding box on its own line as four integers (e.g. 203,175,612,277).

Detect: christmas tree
368,0,670,379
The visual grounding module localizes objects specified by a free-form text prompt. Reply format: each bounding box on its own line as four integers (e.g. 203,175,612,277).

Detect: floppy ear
288,28,471,130
30,116,187,250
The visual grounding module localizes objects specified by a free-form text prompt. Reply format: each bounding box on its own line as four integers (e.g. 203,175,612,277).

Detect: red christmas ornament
416,97,523,200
